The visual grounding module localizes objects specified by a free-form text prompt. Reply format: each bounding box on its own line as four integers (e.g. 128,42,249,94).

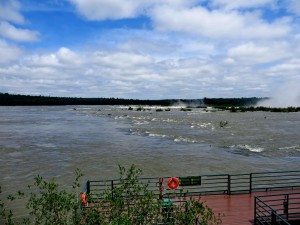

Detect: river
0,105,299,214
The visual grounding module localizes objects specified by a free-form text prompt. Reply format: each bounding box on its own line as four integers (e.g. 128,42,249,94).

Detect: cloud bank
0,0,299,105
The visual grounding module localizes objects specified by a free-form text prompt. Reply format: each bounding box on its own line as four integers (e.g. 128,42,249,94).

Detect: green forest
0,93,265,107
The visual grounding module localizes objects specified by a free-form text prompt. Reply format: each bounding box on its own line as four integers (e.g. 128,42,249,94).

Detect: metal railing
83,170,300,200
254,192,300,225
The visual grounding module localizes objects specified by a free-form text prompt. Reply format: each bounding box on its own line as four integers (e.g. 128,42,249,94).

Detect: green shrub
1,166,221,225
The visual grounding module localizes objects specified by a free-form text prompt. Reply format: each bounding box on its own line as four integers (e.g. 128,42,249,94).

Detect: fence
82,170,300,201
254,192,300,225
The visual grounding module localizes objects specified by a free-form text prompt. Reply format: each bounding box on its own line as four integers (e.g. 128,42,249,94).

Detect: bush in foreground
1,165,221,225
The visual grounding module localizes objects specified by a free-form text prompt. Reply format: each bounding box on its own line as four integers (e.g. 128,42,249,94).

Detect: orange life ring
80,192,88,206
168,177,179,189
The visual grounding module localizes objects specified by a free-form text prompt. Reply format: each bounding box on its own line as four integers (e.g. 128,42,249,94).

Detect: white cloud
0,0,40,43
68,0,140,20
178,41,215,55
0,0,24,24
269,58,300,75
16,48,156,84
92,51,153,69
68,0,198,20
24,47,83,67
285,0,300,16
151,6,290,39
0,39,23,63
0,0,299,99
25,53,60,67
228,42,291,65
57,47,83,65
0,21,39,42
0,47,221,98
0,44,295,98
67,0,291,41
118,38,175,55
211,0,275,10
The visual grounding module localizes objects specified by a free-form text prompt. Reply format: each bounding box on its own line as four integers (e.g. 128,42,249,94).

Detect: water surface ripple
1,105,300,196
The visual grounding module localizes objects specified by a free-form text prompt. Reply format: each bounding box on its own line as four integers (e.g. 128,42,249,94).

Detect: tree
1,165,221,225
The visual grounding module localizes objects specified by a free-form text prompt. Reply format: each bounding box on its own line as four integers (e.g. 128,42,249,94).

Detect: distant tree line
0,93,266,107
202,97,266,107
0,93,171,106
226,106,300,113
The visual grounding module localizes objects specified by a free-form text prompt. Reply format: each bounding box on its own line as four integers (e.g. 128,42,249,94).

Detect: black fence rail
254,192,300,225
83,170,300,201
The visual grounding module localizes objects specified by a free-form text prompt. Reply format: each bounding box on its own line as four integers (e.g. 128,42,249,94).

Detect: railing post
254,197,257,225
86,180,90,194
227,174,231,195
111,180,114,200
271,210,276,225
284,194,289,221
249,173,252,193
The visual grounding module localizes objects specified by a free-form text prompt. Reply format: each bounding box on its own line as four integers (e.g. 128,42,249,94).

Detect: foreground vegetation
1,165,221,225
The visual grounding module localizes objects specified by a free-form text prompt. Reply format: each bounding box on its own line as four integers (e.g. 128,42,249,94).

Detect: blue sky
0,0,300,103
